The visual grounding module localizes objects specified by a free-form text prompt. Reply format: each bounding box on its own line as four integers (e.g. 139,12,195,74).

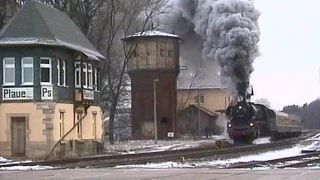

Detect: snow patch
0,157,9,163
252,137,271,144
0,165,54,171
104,137,230,154
115,161,196,169
125,30,179,39
116,142,318,169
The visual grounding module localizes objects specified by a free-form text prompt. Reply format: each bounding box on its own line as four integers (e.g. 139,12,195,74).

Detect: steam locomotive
226,100,303,144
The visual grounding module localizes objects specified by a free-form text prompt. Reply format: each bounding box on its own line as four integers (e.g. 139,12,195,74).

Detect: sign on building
2,87,33,100
83,89,94,100
41,86,53,100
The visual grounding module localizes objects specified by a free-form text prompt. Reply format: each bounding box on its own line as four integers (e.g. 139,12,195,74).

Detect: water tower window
3,57,15,86
160,48,165,57
40,58,52,85
168,49,173,57
21,57,34,85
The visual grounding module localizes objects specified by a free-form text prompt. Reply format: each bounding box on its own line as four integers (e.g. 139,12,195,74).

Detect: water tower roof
122,30,180,41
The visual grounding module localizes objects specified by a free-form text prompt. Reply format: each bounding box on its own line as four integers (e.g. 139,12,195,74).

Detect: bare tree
176,69,202,111
93,0,170,144
0,0,5,30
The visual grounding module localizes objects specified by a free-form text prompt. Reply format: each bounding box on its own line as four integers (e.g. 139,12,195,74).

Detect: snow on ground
115,140,320,169
105,135,229,154
0,156,9,163
252,137,271,144
306,132,320,141
0,165,54,171
196,142,317,168
116,161,196,169
0,158,53,171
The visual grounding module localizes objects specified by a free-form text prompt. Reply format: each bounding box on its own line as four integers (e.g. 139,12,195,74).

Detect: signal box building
122,31,181,140
0,0,105,159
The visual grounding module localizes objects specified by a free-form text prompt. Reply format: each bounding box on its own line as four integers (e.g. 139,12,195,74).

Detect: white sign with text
2,87,33,100
83,89,94,100
41,86,53,100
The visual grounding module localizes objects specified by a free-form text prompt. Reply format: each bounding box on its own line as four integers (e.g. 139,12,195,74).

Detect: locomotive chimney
236,82,248,101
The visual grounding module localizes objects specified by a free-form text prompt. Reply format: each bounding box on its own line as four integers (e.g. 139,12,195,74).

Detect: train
226,100,303,144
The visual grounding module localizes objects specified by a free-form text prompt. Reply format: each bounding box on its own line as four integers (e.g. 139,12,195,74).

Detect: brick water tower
122,30,181,140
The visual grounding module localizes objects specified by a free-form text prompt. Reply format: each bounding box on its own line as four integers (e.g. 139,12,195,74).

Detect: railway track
0,131,317,169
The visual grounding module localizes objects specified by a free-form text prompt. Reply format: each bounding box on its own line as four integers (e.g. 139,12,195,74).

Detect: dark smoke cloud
163,0,260,99
195,0,261,98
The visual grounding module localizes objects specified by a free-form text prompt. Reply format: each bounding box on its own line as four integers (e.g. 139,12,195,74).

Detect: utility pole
197,89,201,138
153,79,159,144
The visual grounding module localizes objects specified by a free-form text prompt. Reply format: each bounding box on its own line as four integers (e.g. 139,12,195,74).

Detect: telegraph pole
153,79,159,144
197,89,201,138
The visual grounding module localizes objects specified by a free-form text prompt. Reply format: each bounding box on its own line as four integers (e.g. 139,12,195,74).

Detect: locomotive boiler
226,100,303,144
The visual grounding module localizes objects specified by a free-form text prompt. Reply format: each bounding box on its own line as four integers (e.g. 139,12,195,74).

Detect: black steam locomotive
226,100,303,144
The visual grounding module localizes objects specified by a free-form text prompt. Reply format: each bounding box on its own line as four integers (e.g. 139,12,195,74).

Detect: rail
0,130,317,169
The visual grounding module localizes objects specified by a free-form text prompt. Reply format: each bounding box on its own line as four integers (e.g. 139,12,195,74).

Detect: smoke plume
163,0,260,98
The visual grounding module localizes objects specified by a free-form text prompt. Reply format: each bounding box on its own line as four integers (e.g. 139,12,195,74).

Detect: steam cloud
163,0,261,98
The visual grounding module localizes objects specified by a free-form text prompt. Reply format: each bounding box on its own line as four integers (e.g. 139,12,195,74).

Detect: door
11,117,26,157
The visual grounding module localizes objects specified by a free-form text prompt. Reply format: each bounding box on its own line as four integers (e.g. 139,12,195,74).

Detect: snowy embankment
105,135,229,154
115,133,320,169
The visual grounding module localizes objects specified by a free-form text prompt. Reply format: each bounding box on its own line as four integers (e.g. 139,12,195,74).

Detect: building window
57,59,66,86
159,48,164,57
82,63,87,88
76,113,82,139
59,112,65,138
168,49,173,57
3,58,15,86
88,63,93,89
75,62,94,89
21,57,33,85
40,58,52,85
92,113,97,139
94,68,99,91
75,62,81,87
195,94,204,104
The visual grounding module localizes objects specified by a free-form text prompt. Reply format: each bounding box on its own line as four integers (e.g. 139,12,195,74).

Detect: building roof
181,104,219,117
177,58,230,90
0,0,105,61
122,30,181,41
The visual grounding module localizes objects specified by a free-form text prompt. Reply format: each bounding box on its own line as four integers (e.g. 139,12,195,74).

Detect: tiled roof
0,0,105,60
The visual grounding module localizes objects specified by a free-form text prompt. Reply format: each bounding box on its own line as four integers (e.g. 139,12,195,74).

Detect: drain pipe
45,111,88,160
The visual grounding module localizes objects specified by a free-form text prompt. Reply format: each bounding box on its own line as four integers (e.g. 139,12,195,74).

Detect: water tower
122,31,181,140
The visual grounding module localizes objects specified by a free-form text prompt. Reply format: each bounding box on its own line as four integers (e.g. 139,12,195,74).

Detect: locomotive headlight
249,122,254,127
228,123,232,128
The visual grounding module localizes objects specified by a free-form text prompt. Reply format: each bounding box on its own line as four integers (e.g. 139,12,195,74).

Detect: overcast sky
250,0,320,110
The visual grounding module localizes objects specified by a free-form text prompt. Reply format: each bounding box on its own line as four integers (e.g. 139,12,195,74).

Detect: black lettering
3,89,8,98
11,91,16,98
21,91,26,98
42,87,52,98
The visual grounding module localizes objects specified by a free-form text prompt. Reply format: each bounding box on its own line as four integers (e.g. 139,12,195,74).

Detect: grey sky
251,0,320,110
